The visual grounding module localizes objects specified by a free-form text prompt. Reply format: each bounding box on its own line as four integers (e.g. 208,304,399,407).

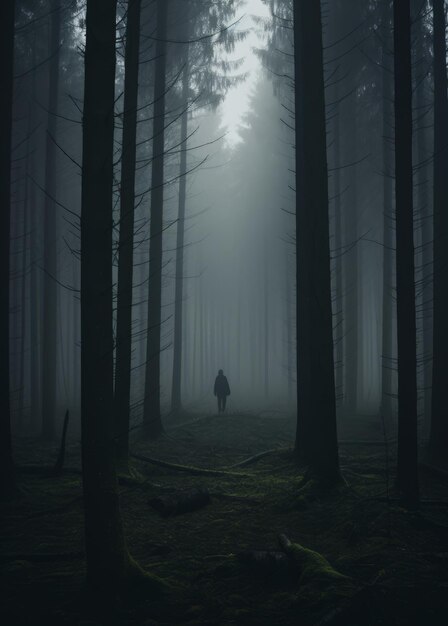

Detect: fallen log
210,491,262,504
278,534,349,585
149,488,211,516
226,448,287,468
131,452,248,477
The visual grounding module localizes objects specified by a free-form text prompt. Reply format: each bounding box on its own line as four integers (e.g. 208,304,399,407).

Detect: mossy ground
1,412,448,625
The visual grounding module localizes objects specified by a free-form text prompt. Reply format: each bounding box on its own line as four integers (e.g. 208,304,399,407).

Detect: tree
293,0,340,485
143,0,168,439
41,0,62,439
114,0,142,471
428,0,448,465
380,0,395,426
0,0,16,501
80,0,142,587
393,0,419,505
170,55,189,414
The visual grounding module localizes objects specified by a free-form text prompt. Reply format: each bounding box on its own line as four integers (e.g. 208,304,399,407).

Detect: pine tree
428,0,448,465
0,0,17,502
81,0,142,587
393,0,419,506
293,0,340,485
114,0,142,471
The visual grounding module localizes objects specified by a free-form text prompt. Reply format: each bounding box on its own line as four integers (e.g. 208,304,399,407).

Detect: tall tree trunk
333,97,343,406
264,238,269,399
29,33,41,431
192,285,198,396
41,0,61,439
429,0,448,463
0,0,16,501
114,0,142,471
143,0,168,439
72,261,80,411
393,0,419,505
380,0,395,426
171,53,189,414
81,0,141,588
344,99,359,414
293,0,340,484
286,254,293,401
412,0,431,436
18,126,32,429
293,0,310,463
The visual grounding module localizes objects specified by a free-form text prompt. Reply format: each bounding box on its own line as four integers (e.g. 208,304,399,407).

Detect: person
214,369,230,413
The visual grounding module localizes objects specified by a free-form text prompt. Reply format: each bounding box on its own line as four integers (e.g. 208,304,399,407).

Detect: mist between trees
1,0,448,591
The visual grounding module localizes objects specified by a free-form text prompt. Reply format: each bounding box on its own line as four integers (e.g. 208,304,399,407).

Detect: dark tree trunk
429,0,448,464
29,40,41,430
18,126,32,429
393,0,419,505
293,0,311,464
81,0,140,588
412,0,432,436
114,0,142,471
380,0,395,426
143,0,168,439
41,0,61,440
0,0,16,501
192,285,198,395
171,53,189,414
264,238,269,399
293,0,340,484
344,99,359,414
333,92,343,406
285,254,293,401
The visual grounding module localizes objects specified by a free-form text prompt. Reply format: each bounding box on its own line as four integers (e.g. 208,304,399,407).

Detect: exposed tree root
226,448,288,468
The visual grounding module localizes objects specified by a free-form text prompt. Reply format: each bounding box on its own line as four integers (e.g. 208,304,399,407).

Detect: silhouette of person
214,369,230,413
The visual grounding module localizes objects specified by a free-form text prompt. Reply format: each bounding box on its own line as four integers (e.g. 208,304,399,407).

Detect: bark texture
143,0,168,439
114,0,142,469
429,0,448,463
171,53,189,414
0,0,16,501
393,0,419,505
81,0,138,588
293,0,340,484
42,0,61,439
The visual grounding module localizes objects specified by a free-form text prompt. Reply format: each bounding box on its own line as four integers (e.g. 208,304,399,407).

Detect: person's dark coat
214,373,230,397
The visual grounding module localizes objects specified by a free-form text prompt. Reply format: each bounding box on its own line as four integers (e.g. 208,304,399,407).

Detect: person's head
218,369,223,376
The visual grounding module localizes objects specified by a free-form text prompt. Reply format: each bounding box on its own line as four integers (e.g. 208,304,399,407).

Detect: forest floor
1,411,448,625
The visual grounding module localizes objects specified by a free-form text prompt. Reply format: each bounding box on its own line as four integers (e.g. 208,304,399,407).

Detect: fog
7,0,435,441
